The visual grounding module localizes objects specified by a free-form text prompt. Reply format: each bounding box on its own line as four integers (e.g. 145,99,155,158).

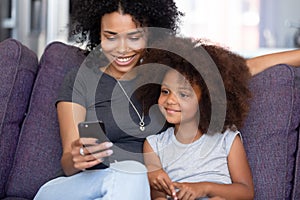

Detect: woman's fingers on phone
98,141,113,149
78,137,112,152
74,158,102,170
91,148,113,160
71,138,111,170
73,149,111,169
84,141,112,154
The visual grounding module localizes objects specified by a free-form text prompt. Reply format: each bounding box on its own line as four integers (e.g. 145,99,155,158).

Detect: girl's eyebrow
178,86,193,91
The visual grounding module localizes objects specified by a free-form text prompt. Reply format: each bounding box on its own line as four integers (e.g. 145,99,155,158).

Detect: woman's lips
114,55,136,66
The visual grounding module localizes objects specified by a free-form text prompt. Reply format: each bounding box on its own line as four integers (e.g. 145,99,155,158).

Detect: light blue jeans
34,160,150,200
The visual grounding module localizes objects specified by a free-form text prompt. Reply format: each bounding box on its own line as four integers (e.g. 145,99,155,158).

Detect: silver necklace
116,80,145,131
106,66,145,131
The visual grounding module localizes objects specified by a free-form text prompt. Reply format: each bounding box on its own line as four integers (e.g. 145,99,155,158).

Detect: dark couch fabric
0,39,38,198
292,68,300,199
295,128,300,198
4,42,85,199
241,64,300,199
0,39,299,199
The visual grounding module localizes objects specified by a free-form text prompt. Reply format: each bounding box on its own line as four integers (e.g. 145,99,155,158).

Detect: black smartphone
78,121,110,169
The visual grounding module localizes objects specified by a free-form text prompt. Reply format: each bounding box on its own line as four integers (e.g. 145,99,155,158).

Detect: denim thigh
34,160,150,200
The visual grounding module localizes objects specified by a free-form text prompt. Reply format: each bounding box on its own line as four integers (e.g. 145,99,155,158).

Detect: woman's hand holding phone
71,138,113,171
75,121,113,170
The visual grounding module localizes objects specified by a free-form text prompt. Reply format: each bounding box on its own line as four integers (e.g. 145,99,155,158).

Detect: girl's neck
174,123,202,144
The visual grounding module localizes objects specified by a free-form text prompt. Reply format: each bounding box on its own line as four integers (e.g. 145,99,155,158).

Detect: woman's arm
246,49,300,75
173,135,254,200
57,101,86,175
57,102,113,176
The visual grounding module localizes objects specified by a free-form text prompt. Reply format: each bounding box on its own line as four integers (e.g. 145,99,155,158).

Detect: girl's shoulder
203,129,241,156
146,127,174,146
222,129,242,155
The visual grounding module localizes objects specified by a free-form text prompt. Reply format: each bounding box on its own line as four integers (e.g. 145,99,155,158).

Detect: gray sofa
0,38,299,199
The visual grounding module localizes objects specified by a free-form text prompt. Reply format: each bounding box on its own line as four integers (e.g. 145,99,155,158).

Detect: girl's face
158,70,201,126
100,12,147,78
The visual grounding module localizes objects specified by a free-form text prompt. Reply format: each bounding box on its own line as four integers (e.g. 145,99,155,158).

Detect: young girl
143,37,254,200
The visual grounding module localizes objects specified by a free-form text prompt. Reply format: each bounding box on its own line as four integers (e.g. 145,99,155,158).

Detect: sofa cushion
241,64,300,199
5,42,86,199
292,67,300,199
0,38,38,198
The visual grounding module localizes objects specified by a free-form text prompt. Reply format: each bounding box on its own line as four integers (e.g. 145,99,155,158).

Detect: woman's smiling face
100,12,147,78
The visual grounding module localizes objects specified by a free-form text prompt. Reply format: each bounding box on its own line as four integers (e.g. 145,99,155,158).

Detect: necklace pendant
139,121,145,131
140,126,145,131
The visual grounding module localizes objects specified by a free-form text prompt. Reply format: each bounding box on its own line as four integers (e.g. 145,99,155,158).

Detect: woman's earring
139,58,144,64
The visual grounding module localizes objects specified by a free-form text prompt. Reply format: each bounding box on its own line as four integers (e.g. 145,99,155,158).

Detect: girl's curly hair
70,0,183,51
138,37,252,133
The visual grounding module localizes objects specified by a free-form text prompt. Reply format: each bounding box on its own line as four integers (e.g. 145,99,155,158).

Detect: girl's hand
148,169,177,199
71,138,113,170
173,182,206,200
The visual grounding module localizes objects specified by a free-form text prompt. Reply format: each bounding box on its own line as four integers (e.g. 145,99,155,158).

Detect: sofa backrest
241,64,300,199
5,42,86,199
0,38,39,198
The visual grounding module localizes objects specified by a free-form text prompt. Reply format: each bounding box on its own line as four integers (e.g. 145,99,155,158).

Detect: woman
35,0,300,199
34,1,182,199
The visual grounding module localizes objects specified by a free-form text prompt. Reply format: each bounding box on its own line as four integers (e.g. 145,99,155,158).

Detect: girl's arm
246,49,300,75
173,135,254,200
143,140,177,199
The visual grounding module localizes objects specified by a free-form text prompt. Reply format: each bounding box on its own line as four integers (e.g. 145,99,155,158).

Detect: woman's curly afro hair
70,0,183,50
139,37,252,133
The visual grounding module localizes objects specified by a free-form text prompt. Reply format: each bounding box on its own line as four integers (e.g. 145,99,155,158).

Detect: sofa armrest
0,38,38,198
241,64,300,199
5,42,86,199
292,67,300,199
